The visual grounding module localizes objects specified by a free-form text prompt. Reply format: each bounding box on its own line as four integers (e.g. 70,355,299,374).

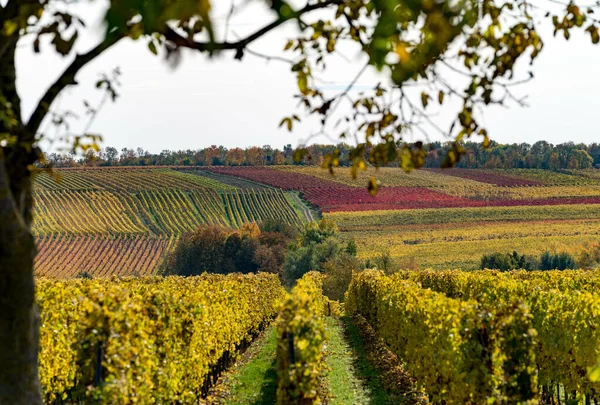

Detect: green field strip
500,169,600,186
215,326,278,404
201,169,272,189
324,317,374,405
284,191,316,223
355,234,600,270
167,169,238,190
327,204,600,229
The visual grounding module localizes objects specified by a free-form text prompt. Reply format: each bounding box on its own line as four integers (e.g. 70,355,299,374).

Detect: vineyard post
287,332,295,365
94,342,103,386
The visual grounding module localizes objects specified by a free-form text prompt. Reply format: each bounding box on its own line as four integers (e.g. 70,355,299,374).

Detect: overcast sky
14,1,600,153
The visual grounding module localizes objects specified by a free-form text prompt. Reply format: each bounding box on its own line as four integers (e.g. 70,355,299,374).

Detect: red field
301,187,473,212
209,166,342,189
209,167,600,213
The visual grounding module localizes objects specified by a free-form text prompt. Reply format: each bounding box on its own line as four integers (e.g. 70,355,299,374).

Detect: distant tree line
47,141,600,170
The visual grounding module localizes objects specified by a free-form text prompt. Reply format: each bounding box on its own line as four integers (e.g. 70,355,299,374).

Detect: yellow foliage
397,269,600,396
37,273,285,403
276,272,328,405
346,270,538,404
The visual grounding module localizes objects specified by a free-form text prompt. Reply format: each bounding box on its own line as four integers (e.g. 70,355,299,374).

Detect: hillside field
33,166,600,276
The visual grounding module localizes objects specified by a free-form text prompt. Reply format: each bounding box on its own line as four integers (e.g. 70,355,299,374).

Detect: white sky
14,1,600,153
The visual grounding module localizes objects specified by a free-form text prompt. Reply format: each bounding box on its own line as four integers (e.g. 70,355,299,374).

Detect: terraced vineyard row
33,168,306,277
222,189,304,228
33,188,301,236
35,236,177,278
34,167,235,191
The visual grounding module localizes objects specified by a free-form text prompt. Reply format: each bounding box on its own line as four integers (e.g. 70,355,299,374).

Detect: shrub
322,253,361,301
162,225,229,276
259,218,298,240
481,251,534,271
301,218,338,245
164,222,294,277
540,251,576,270
345,239,358,256
577,243,600,269
374,249,394,274
282,239,341,286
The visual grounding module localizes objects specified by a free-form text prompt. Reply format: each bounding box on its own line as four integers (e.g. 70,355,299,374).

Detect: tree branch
24,29,124,138
165,0,342,59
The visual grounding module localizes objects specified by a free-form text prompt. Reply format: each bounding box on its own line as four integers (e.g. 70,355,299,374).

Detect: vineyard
204,166,600,269
37,273,286,403
36,269,600,404
32,168,305,277
345,269,600,404
35,236,177,278
34,166,600,274
31,164,600,403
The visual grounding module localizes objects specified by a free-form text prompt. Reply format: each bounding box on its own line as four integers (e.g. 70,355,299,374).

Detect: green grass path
220,326,278,405
324,316,391,405
220,317,397,405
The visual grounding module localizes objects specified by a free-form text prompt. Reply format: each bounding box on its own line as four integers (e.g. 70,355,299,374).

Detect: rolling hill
33,166,600,276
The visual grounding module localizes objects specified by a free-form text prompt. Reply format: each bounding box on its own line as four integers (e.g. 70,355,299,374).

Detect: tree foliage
301,218,339,245
47,141,600,170
540,251,577,271
481,250,577,271
481,251,535,271
163,221,295,277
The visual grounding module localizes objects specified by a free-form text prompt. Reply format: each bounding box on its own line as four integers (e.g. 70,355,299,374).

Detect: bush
164,221,295,277
481,250,577,271
259,218,298,240
481,251,534,271
282,239,341,285
162,225,229,276
322,253,361,301
540,251,576,270
374,249,394,274
345,239,358,256
301,218,338,245
577,243,600,269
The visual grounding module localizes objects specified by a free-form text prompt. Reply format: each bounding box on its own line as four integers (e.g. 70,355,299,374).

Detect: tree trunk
0,37,43,405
